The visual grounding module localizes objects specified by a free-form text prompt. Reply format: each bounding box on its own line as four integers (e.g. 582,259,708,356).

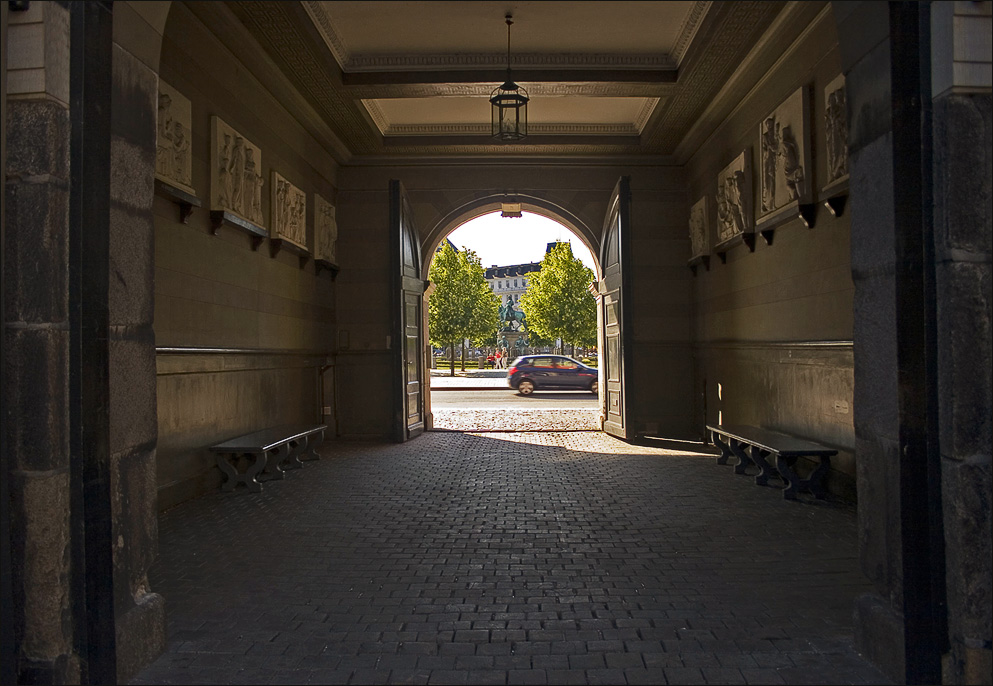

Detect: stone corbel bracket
155,179,202,224
209,210,267,250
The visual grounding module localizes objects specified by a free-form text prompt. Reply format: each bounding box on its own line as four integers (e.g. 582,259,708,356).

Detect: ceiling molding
673,1,713,66
344,52,676,72
382,123,644,137
674,1,829,164
344,81,675,100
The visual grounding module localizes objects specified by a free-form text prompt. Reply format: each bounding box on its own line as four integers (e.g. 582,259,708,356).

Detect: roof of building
485,263,541,279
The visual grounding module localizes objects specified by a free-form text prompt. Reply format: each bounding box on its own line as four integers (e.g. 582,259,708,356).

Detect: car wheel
518,380,535,396
590,380,598,394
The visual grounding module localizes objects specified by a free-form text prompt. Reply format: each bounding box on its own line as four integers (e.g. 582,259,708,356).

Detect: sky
445,211,598,274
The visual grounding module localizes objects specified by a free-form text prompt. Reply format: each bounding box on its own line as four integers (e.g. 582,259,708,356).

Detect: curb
430,385,510,391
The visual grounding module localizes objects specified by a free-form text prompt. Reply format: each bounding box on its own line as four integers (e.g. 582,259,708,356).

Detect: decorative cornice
673,1,713,66
634,99,661,133
347,83,674,99
346,52,676,72
302,0,348,68
362,99,390,133
382,122,643,137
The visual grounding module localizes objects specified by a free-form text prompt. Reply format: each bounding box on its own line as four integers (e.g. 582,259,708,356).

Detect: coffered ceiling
224,0,791,161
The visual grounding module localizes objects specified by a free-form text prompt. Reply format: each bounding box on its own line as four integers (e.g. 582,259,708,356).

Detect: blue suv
507,355,598,395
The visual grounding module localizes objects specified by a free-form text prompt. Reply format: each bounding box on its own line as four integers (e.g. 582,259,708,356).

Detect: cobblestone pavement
432,409,600,431
132,432,889,685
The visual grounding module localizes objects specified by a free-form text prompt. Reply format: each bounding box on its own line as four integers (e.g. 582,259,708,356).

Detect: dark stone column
107,27,165,686
3,2,78,682
933,90,993,684
837,2,946,683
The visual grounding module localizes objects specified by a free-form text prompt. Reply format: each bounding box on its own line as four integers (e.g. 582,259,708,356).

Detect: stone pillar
3,3,79,682
931,4,992,683
108,3,166,681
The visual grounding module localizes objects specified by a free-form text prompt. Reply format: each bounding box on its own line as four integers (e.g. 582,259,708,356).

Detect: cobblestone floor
432,409,600,431
132,431,889,685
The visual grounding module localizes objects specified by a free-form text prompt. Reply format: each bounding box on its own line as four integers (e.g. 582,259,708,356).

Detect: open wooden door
599,177,632,439
390,180,425,442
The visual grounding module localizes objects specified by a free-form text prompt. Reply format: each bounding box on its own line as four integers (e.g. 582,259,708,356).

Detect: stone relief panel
314,193,338,264
210,116,265,227
824,75,849,185
271,171,308,250
716,150,753,247
689,195,708,260
156,80,195,195
759,86,811,215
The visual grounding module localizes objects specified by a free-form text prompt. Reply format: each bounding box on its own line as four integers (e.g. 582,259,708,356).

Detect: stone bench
707,424,837,500
209,424,326,493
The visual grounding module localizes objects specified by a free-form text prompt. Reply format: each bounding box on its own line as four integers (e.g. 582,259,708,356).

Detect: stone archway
421,193,602,282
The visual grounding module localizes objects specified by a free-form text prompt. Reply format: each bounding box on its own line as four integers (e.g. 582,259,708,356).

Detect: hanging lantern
491,15,528,141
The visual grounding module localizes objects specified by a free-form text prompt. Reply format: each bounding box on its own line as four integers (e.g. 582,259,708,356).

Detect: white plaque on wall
271,171,308,251
689,195,709,262
823,74,849,187
210,116,265,228
758,86,811,216
314,193,338,264
715,149,753,249
156,80,196,196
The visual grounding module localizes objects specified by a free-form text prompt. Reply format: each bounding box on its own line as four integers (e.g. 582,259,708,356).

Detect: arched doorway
410,185,632,437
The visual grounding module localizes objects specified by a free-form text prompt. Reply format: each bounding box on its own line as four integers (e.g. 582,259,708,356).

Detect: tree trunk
449,342,455,376
460,341,466,371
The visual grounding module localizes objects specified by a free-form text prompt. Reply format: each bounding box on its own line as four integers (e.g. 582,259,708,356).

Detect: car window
532,357,556,368
556,359,578,370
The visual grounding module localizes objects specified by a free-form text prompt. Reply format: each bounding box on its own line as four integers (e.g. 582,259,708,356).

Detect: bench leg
775,455,801,500
751,447,777,487
730,439,753,475
713,432,733,465
283,438,306,470
300,430,324,461
800,455,831,499
216,451,265,493
263,444,289,480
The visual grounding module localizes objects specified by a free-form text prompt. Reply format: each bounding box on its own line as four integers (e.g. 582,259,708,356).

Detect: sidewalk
430,368,509,390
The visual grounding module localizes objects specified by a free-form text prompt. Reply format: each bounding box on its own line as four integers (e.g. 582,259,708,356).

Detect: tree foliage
519,243,596,352
428,242,500,353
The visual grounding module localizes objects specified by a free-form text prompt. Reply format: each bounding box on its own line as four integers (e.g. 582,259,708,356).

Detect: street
432,389,599,409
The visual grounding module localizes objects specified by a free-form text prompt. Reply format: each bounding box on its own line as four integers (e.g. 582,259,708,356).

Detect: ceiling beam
340,68,677,99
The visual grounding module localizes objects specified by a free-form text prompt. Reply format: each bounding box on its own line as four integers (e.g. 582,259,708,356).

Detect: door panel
600,177,632,439
390,180,425,441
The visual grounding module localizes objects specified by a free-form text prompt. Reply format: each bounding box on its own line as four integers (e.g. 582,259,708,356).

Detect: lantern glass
490,84,528,141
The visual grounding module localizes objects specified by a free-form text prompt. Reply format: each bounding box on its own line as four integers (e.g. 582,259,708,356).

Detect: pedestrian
495,350,503,369
487,353,495,368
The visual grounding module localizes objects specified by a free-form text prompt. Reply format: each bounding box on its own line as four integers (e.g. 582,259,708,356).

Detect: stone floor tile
130,432,890,686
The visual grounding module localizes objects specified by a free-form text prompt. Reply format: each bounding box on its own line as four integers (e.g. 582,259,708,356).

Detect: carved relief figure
230,136,245,214
758,87,810,215
210,117,264,228
314,194,337,264
824,75,848,183
688,196,707,260
155,82,196,195
171,121,191,187
760,117,778,213
778,125,804,201
716,150,753,246
156,93,174,179
270,171,308,250
217,133,232,208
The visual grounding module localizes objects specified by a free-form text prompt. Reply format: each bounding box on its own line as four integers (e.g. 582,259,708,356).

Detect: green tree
519,243,596,355
428,242,500,374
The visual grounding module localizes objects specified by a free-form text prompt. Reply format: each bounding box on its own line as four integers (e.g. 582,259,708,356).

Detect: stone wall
335,163,695,440
684,4,856,488
932,3,993,682
153,2,338,508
